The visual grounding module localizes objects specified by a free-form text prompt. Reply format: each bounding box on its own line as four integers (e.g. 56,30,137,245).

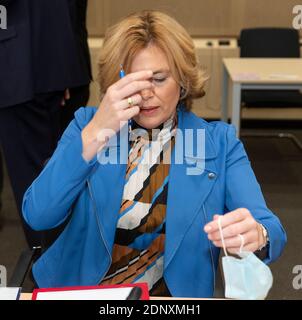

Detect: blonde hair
97,10,207,110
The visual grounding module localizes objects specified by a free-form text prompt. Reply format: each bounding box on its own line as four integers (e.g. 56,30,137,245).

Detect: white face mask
218,217,273,300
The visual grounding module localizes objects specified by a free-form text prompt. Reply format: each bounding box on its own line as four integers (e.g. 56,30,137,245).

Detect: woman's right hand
81,70,153,161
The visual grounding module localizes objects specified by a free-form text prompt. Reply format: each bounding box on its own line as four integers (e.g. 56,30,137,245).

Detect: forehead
130,45,170,73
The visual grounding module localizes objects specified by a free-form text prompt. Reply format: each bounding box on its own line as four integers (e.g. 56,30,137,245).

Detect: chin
134,115,163,129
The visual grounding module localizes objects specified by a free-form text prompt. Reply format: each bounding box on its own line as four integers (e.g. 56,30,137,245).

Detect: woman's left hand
204,208,266,254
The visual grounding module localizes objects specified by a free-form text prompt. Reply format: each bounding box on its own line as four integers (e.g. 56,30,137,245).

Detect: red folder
32,282,149,300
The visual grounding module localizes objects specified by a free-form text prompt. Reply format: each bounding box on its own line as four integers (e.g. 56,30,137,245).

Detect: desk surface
223,58,302,84
19,293,212,300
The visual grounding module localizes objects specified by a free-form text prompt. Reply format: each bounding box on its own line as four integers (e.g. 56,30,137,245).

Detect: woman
22,11,286,297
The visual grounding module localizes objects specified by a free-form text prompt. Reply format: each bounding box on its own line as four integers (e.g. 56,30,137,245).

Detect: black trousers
0,85,90,248
0,91,64,247
60,85,90,136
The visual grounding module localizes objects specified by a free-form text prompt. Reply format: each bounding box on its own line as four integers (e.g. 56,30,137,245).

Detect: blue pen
119,65,132,131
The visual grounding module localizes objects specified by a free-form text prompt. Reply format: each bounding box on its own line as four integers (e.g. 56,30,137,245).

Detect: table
19,293,213,300
221,58,302,136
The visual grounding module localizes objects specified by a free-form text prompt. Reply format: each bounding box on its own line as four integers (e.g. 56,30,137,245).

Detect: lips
140,106,159,116
140,106,159,110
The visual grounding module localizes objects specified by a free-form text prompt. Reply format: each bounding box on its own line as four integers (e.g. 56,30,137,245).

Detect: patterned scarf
100,112,177,296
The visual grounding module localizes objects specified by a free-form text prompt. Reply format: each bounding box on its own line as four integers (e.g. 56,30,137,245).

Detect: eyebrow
152,69,170,75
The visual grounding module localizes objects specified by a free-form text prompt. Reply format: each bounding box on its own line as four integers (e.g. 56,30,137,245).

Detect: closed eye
153,77,167,83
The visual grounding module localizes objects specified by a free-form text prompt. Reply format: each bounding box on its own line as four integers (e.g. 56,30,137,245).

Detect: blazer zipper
202,204,216,294
87,180,112,283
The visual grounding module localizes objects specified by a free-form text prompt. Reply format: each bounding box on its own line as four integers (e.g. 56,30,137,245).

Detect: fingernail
204,225,212,232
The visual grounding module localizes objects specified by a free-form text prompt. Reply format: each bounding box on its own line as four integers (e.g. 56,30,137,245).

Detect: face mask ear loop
218,216,228,257
238,234,244,254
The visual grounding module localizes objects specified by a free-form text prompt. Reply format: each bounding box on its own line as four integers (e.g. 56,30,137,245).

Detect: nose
140,86,154,100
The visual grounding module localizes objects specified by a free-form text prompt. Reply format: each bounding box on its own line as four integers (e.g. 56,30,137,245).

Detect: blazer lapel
165,109,218,270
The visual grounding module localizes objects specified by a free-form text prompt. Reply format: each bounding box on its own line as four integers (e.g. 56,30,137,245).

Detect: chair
238,28,302,150
8,218,70,290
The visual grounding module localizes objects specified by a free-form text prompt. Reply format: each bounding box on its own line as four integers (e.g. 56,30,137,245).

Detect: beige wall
87,0,302,37
87,38,302,120
86,1,302,120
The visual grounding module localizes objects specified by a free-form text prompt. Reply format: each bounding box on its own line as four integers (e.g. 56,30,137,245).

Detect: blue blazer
22,106,287,297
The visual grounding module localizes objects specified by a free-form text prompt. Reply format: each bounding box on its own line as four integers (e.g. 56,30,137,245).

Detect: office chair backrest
239,28,300,58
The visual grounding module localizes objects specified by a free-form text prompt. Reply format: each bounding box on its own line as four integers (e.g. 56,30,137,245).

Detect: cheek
158,83,180,108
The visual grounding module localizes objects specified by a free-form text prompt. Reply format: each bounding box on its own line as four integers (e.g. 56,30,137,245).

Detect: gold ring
127,97,134,107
